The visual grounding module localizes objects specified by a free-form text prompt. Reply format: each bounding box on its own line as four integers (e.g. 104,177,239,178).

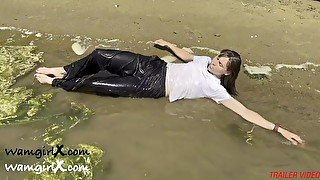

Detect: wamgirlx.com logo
3,144,90,174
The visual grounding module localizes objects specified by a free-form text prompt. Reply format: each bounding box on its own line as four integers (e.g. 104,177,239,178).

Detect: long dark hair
219,49,241,95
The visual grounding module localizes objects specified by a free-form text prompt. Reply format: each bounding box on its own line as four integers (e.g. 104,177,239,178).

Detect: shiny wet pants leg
52,49,148,97
52,49,166,98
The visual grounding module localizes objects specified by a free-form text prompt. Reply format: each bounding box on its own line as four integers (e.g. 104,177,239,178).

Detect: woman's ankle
56,67,66,74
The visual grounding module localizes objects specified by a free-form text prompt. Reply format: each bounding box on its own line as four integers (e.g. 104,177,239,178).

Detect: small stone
72,42,89,55
35,33,42,38
160,55,178,63
182,47,194,54
244,64,272,79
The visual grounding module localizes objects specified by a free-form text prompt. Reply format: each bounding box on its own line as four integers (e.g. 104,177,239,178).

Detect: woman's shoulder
193,56,211,62
204,76,227,91
192,56,211,69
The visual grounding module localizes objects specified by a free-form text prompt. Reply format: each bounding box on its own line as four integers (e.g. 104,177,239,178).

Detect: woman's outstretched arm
154,39,194,62
221,98,305,145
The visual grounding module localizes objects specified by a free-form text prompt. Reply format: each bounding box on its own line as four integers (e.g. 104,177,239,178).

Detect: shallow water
1,0,320,179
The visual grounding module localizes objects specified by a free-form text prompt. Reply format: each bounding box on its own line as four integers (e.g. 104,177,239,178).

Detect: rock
161,55,178,63
160,47,195,63
275,62,320,70
244,64,272,79
189,46,220,55
182,47,194,54
71,42,89,55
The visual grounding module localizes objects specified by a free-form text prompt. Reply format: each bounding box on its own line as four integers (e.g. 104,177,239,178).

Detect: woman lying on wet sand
34,39,304,145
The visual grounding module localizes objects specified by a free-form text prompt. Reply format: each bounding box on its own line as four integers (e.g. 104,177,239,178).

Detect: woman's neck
208,70,221,79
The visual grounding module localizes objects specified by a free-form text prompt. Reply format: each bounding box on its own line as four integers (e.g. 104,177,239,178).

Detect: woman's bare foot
36,67,66,78
34,73,54,85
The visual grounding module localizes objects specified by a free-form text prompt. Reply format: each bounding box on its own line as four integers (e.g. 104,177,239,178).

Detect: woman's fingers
292,140,298,145
281,129,305,146
287,134,304,145
289,137,298,145
293,135,301,142
293,135,305,145
283,134,298,145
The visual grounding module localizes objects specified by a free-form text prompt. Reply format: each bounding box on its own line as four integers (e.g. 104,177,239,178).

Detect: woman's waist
165,64,172,97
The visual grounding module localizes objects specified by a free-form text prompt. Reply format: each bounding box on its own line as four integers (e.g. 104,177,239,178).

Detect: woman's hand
154,39,176,47
154,39,194,61
221,98,306,146
278,127,305,145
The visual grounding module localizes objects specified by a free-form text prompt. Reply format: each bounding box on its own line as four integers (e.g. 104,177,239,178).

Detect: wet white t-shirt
166,56,233,104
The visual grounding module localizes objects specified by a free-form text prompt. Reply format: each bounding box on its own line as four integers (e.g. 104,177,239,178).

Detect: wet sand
1,0,320,179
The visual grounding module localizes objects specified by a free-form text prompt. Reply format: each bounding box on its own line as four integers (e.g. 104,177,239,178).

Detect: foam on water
0,26,122,55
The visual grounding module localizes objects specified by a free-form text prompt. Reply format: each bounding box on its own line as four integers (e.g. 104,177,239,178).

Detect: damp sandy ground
1,0,320,179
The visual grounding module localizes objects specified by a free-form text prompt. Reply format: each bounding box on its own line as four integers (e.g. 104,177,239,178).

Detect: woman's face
208,56,230,77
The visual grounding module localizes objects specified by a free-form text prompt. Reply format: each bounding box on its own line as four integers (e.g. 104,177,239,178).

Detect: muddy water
1,0,320,179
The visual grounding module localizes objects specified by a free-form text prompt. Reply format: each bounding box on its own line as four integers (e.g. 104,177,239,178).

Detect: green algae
42,102,94,146
25,101,104,180
245,125,255,146
27,93,53,117
0,46,43,90
24,144,103,180
0,46,51,125
0,90,54,125
0,46,104,179
0,87,33,121
26,102,104,180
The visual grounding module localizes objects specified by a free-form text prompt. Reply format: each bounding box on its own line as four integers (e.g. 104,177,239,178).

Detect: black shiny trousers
52,49,167,98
